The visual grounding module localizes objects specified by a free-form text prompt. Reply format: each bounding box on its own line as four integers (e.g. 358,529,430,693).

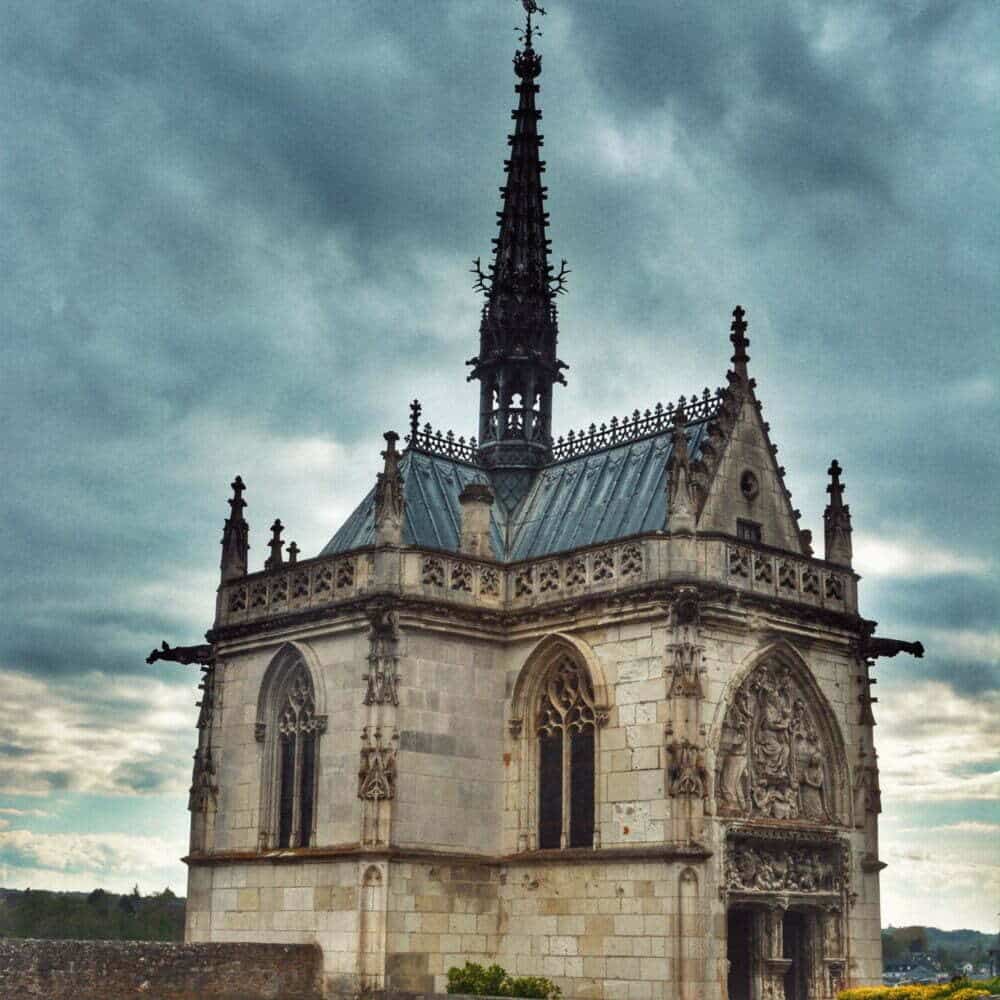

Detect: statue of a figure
755,681,792,780
796,731,828,821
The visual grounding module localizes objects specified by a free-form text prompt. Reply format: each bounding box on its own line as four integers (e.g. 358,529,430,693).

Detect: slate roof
321,417,711,562
321,450,505,558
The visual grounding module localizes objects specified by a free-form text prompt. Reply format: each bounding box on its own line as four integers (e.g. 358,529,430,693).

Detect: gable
695,394,805,554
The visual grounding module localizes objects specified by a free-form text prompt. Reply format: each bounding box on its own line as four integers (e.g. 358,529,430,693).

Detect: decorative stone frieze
214,535,858,631
450,562,473,592
592,550,614,581
724,835,848,897
421,557,444,587
729,547,751,578
620,543,643,578
565,555,586,587
480,566,500,597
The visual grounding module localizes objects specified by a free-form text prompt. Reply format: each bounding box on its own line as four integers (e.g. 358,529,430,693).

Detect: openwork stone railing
221,554,366,625
216,535,855,630
551,388,723,461
725,544,851,607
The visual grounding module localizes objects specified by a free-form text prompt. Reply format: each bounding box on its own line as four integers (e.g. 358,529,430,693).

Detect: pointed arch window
257,653,326,851
276,666,321,847
537,655,596,849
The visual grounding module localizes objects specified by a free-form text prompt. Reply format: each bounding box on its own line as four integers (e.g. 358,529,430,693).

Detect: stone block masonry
0,938,322,1000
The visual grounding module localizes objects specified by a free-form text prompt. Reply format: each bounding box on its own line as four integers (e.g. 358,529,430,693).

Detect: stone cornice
184,841,712,869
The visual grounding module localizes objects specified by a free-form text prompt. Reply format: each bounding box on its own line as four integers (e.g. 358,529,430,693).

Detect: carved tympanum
717,660,835,822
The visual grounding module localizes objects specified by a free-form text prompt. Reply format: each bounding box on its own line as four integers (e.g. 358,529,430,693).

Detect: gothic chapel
153,6,922,999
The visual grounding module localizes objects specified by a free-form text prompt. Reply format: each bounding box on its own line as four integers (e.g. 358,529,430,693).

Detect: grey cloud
0,0,997,856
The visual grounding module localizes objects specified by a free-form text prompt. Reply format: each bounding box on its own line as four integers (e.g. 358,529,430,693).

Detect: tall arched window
537,655,596,849
256,645,326,851
276,665,319,848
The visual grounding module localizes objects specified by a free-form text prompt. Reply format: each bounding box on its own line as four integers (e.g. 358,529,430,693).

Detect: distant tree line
0,886,184,941
882,926,997,972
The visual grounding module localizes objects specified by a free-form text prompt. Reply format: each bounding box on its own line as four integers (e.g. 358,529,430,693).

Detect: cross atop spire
468,0,567,471
824,459,853,567
826,460,845,508
220,475,249,583
730,305,750,379
265,518,285,571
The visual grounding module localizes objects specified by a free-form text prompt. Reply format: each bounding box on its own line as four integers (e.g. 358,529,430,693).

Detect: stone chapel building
153,7,923,999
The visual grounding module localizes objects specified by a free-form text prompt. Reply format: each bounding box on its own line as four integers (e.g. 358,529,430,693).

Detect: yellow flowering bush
839,979,999,1000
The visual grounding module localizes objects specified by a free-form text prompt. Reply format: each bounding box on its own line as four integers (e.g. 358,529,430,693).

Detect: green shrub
446,962,561,999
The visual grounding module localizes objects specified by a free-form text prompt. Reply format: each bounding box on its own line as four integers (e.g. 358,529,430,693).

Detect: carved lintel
724,834,849,896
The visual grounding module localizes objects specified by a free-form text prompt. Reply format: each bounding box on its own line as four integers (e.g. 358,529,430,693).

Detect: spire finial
374,431,405,546
409,400,422,443
520,0,546,49
265,518,284,571
730,305,750,378
827,459,844,506
824,459,853,567
220,475,249,583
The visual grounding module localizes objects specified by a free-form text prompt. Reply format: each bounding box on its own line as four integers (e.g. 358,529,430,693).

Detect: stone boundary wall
0,938,322,999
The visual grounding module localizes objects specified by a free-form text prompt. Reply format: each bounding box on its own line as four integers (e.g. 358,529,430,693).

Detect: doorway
782,910,810,1000
727,909,754,1000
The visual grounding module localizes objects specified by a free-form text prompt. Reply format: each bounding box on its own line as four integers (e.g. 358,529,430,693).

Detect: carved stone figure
716,660,835,822
364,602,400,706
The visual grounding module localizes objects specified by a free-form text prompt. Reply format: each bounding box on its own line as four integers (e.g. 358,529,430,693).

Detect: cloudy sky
2,1,997,931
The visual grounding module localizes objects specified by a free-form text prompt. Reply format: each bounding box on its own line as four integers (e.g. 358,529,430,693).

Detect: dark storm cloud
0,0,996,882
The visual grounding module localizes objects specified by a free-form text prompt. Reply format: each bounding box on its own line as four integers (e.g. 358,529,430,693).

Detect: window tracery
257,652,326,852
536,655,596,849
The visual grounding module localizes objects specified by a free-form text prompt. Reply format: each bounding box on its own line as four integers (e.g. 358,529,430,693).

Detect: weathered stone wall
0,938,321,999
394,631,505,853
211,628,367,854
186,857,363,993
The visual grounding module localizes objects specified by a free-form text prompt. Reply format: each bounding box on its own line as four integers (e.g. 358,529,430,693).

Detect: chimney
458,483,496,558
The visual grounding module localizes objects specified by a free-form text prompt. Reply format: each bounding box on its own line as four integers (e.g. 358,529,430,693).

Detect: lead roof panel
321,420,709,562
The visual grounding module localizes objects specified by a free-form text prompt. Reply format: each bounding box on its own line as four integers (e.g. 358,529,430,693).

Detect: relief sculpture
725,838,846,895
716,661,835,822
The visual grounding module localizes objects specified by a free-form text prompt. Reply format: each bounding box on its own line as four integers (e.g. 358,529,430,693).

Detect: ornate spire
824,459,853,567
265,518,285,570
219,476,249,582
468,0,567,471
729,305,750,380
666,401,696,534
374,431,405,546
